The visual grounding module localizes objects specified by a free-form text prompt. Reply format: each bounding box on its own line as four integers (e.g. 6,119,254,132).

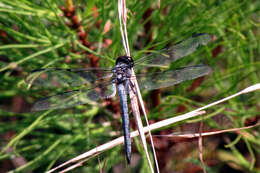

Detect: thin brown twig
198,116,206,173
154,123,260,138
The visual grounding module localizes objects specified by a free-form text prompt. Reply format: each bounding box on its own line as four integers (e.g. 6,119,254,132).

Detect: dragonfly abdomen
117,83,131,164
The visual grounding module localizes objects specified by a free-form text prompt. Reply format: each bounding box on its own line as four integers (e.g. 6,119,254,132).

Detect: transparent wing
32,82,116,111
136,65,212,90
26,68,113,88
134,33,213,69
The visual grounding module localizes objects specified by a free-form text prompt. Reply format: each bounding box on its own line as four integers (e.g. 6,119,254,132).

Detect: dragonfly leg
128,80,137,96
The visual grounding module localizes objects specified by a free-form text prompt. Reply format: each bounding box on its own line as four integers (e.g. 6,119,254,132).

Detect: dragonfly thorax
112,56,133,84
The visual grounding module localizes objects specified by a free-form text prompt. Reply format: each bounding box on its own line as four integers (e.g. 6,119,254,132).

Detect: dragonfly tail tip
126,154,131,164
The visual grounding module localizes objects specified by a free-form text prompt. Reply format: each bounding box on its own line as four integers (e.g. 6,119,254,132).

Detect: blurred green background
0,0,259,172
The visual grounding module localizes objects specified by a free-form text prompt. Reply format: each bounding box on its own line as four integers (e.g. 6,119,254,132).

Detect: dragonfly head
116,56,134,68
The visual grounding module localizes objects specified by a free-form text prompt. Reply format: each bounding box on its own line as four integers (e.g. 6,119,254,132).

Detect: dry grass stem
118,0,158,172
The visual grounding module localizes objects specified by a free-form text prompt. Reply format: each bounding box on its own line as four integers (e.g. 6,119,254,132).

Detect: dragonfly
26,33,213,164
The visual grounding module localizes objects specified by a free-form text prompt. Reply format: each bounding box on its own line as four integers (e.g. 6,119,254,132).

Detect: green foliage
0,0,259,172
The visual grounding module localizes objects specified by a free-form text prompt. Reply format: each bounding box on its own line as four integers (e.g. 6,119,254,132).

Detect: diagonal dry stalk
46,83,260,173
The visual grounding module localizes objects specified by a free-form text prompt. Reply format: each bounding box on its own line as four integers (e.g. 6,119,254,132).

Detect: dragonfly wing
26,68,113,88
134,33,213,68
136,65,212,90
32,82,116,111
